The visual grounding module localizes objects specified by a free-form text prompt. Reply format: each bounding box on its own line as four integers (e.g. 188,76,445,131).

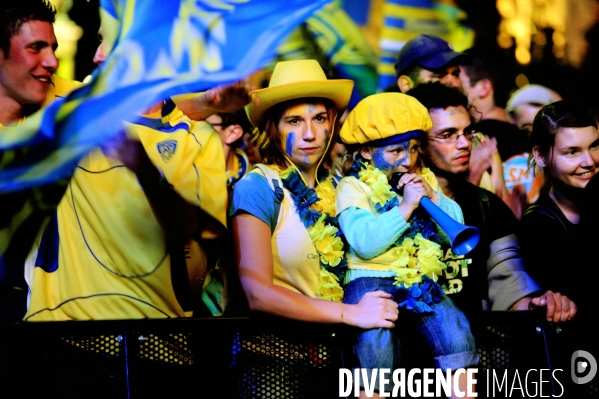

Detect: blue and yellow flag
0,0,331,191
0,0,330,293
274,1,378,108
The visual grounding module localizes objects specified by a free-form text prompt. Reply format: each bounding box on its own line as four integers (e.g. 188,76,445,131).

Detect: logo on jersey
157,140,177,162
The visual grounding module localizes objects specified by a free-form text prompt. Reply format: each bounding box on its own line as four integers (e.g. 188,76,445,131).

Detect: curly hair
1,0,56,54
406,81,470,113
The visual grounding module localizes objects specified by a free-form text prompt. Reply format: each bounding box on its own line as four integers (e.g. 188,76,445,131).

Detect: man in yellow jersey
25,97,229,320
24,15,236,320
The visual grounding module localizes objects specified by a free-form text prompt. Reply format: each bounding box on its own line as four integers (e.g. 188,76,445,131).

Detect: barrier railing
0,312,596,398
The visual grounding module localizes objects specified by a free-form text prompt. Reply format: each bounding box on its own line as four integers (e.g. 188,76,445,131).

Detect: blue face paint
303,155,310,164
393,139,412,149
324,128,329,137
372,148,394,171
371,139,414,173
307,103,316,113
285,132,295,157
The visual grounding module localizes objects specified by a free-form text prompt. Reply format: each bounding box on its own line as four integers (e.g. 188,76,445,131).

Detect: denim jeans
343,277,479,392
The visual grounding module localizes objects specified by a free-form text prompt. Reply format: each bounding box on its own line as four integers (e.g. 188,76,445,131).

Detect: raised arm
232,213,398,328
173,79,254,121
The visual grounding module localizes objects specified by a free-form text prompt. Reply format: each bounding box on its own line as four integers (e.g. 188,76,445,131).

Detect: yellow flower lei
358,163,447,288
390,234,446,287
358,163,396,209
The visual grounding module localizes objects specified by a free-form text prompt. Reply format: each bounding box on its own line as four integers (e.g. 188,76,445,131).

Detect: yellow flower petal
317,269,344,302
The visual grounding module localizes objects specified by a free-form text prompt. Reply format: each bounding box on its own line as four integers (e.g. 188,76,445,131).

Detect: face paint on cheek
285,132,295,157
324,129,329,137
391,139,415,171
372,148,394,172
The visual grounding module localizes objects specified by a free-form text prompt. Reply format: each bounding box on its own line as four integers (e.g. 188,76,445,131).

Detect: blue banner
0,0,331,191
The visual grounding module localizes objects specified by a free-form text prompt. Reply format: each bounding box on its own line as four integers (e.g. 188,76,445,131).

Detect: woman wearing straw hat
230,59,398,396
231,60,398,327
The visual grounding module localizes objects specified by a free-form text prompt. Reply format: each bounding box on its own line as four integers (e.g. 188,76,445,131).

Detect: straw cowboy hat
246,59,354,128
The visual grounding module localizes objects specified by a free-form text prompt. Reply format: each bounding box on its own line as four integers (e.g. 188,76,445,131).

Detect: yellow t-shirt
25,105,227,321
42,74,83,107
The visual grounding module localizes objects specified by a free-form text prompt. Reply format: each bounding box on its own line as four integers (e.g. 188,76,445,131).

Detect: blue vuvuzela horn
419,197,480,256
388,172,480,255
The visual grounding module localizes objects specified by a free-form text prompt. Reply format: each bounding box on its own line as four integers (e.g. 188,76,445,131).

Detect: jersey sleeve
338,206,408,259
433,192,465,246
436,190,464,224
132,107,228,236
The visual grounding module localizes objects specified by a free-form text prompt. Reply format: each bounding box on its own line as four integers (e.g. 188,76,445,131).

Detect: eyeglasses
428,130,479,143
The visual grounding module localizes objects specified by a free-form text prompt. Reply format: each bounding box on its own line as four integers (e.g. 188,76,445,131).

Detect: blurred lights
515,73,530,87
497,0,565,65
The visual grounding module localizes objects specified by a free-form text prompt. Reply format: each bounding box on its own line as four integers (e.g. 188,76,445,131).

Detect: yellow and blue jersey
25,101,227,321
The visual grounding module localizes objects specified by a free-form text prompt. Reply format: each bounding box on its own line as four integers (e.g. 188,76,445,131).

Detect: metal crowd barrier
0,311,596,398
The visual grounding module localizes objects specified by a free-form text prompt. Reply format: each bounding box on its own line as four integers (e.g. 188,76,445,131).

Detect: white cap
506,84,561,115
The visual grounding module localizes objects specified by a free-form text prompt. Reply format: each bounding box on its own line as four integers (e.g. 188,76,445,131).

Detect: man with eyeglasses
407,82,577,322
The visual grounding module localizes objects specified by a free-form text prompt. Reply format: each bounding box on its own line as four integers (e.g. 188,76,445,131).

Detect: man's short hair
461,47,515,108
399,64,424,86
406,81,470,114
394,34,471,78
216,109,254,148
0,0,56,54
217,109,254,134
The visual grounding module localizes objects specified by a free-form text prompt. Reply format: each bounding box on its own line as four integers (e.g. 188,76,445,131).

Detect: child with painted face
336,93,478,398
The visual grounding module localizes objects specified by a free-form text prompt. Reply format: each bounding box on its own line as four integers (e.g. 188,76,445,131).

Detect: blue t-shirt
230,172,277,232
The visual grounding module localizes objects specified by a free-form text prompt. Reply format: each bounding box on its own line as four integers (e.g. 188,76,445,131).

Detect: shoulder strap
250,164,285,232
523,204,571,238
